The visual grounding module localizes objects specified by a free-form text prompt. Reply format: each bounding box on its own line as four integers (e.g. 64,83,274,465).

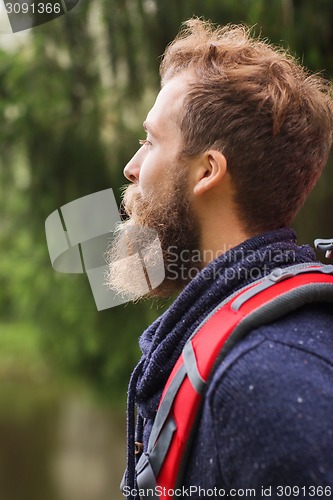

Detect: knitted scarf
125,228,317,497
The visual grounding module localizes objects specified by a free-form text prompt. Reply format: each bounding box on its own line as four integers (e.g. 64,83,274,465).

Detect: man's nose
123,149,142,183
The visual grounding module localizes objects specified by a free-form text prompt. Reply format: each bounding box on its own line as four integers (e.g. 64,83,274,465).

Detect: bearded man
107,18,333,500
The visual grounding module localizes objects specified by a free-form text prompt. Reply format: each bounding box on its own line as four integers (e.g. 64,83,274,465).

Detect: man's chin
105,220,190,301
106,261,190,302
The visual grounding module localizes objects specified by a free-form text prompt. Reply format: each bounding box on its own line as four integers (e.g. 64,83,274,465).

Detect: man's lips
121,186,143,221
119,200,129,220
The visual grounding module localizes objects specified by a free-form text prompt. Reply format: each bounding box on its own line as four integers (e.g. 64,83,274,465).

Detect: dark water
0,382,126,500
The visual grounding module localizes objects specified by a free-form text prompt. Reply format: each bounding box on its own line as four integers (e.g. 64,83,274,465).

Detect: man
107,19,333,499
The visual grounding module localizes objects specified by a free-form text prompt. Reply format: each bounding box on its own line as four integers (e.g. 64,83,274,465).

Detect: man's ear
193,150,227,196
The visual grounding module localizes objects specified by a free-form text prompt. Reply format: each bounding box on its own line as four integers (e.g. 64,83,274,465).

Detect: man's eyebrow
143,121,159,137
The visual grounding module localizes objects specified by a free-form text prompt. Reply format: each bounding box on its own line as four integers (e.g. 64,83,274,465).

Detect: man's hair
160,19,333,234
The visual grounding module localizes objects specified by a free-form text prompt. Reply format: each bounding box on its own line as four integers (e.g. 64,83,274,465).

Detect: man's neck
199,217,252,267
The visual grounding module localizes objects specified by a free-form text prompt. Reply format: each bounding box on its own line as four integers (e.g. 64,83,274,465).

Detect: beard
105,160,202,301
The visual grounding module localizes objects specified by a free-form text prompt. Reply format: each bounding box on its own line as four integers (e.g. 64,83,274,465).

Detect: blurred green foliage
0,0,332,402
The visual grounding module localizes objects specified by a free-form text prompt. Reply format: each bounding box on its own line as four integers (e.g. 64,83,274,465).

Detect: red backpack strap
135,264,333,499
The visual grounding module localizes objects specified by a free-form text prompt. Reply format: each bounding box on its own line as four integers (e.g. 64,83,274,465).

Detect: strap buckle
314,238,333,259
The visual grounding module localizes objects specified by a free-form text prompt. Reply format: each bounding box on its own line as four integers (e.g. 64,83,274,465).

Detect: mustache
119,200,129,221
120,184,143,219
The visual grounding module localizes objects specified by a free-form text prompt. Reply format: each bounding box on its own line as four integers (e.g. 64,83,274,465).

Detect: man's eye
139,139,152,147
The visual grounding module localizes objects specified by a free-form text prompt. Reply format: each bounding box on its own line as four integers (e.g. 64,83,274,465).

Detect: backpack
134,262,333,499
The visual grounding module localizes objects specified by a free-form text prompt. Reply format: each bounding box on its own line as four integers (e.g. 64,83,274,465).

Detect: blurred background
0,0,332,499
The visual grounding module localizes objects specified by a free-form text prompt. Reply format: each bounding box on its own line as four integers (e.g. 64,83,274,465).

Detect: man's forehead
145,75,189,134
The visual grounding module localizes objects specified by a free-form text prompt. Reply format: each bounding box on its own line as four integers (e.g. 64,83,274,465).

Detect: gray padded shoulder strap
208,264,333,374
221,281,333,359
188,263,333,345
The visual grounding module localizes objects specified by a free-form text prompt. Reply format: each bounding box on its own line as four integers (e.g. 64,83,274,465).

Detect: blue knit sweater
126,228,333,499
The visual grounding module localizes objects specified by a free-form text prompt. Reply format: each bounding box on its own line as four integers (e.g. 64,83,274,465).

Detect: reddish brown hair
160,19,333,234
